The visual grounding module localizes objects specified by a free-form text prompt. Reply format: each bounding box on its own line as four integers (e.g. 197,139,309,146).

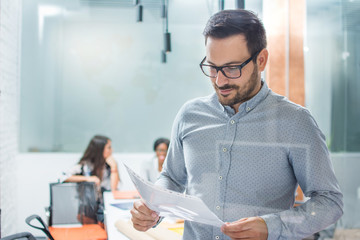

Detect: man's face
205,34,261,111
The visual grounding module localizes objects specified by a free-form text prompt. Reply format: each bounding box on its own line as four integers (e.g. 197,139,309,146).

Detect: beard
213,64,260,107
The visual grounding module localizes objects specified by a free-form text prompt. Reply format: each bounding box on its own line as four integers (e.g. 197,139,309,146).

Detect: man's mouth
218,88,233,96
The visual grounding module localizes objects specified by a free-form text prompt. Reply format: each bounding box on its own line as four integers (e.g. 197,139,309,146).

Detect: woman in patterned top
62,135,120,225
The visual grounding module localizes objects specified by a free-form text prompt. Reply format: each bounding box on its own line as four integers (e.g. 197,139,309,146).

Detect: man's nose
215,70,229,87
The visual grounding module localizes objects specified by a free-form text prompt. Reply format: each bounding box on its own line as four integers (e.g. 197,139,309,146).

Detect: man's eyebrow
206,60,243,66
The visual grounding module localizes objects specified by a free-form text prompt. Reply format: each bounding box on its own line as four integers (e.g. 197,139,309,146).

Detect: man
130,9,343,240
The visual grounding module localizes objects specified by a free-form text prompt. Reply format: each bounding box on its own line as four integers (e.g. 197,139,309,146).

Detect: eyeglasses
199,50,260,79
156,149,167,153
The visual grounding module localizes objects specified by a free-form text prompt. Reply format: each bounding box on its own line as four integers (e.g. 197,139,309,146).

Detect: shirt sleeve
59,163,83,183
261,108,343,240
156,104,188,193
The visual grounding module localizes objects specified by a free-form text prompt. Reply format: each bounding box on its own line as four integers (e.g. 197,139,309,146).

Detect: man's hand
221,217,268,240
130,200,160,232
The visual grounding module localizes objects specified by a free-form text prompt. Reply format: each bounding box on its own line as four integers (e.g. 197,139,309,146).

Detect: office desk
104,191,135,240
104,191,183,240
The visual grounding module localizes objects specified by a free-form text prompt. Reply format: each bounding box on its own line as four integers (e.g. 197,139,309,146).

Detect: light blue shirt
157,81,343,240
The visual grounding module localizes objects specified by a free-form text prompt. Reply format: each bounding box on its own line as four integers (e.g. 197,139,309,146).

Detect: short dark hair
203,9,267,59
153,138,170,151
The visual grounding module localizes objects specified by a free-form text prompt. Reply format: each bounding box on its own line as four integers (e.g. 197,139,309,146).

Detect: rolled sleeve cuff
152,216,164,228
260,214,282,240
59,172,70,183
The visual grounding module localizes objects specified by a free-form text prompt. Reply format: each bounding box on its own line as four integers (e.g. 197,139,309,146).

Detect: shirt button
230,120,235,124
246,107,251,111
216,206,220,210
219,176,223,180
222,148,227,152
215,236,220,240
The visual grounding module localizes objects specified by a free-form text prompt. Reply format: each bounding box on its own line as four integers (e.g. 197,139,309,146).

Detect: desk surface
104,191,184,240
104,191,135,240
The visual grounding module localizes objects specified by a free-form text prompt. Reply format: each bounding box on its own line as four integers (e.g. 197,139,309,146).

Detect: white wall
0,0,22,237
15,152,152,237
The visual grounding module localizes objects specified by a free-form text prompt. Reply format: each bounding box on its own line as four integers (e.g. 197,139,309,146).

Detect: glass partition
20,0,263,152
305,0,360,152
305,0,360,232
20,0,214,152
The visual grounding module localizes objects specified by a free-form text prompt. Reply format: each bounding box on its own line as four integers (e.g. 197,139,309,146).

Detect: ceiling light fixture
161,50,167,63
163,0,171,53
236,0,245,9
137,4,143,22
164,32,171,53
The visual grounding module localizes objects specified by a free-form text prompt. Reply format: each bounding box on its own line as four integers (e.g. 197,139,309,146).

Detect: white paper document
124,163,224,227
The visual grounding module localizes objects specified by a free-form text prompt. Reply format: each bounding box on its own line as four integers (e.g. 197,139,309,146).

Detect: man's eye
224,66,239,73
227,66,238,70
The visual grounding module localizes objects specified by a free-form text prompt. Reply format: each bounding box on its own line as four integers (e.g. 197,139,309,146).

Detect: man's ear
257,49,268,71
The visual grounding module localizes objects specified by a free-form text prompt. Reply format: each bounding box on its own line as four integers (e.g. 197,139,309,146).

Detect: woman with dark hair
141,137,170,183
61,135,120,225
63,135,120,192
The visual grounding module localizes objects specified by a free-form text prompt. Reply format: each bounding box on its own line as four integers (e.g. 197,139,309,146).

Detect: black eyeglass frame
199,50,261,79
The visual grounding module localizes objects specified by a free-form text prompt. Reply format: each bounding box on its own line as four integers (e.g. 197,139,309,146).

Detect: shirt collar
214,80,270,116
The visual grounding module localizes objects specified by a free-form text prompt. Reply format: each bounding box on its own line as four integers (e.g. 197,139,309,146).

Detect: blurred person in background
141,137,170,183
61,135,120,225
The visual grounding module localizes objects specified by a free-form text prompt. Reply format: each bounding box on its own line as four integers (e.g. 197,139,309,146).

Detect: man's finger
130,200,160,231
133,201,158,220
131,215,158,230
222,217,268,240
221,218,249,233
223,228,260,239
130,207,159,223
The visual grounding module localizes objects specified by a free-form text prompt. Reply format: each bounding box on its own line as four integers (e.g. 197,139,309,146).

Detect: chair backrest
49,182,98,226
0,232,36,240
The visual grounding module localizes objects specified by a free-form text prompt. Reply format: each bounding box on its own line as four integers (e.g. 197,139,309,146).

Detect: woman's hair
153,138,170,151
203,9,267,60
79,135,110,180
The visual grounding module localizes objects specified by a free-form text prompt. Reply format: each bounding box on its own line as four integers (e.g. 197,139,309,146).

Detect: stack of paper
124,163,224,228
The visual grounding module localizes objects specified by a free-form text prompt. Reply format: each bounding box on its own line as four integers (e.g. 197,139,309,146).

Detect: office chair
25,182,106,240
49,182,98,226
0,232,36,240
25,215,54,240
25,213,107,240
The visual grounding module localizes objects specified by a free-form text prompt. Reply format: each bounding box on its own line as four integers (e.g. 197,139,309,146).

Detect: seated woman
61,135,120,225
141,137,170,183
